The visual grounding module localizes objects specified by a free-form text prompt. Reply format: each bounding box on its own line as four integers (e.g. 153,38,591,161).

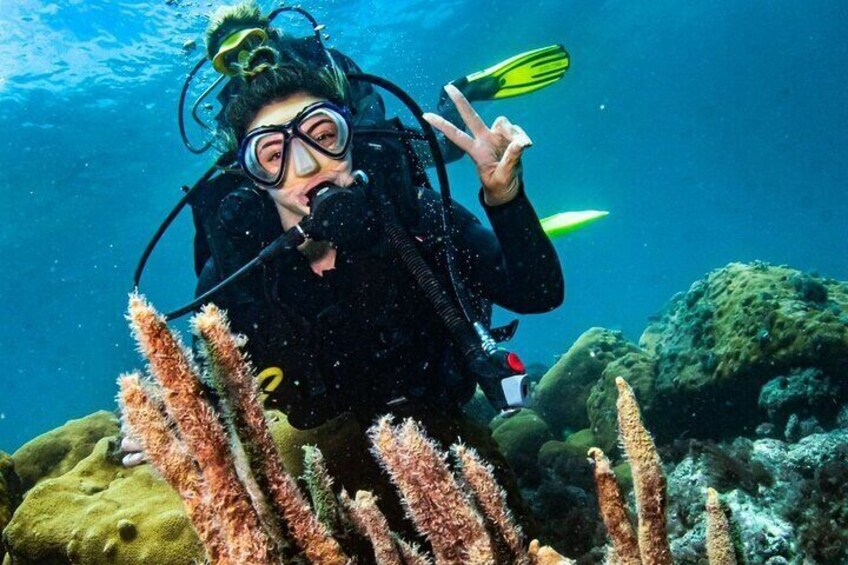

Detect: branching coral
705,487,737,565
193,304,346,564
368,415,494,563
614,377,673,564
587,447,639,565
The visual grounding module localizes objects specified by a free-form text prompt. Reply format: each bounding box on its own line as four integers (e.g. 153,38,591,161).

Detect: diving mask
238,101,352,189
212,27,269,76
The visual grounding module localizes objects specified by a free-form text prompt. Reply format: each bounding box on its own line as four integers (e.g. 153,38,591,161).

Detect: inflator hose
372,184,483,364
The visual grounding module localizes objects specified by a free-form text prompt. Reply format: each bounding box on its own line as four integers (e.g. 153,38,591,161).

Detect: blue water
1,0,846,451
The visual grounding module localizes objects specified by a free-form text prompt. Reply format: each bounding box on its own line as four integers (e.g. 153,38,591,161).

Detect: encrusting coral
119,294,572,564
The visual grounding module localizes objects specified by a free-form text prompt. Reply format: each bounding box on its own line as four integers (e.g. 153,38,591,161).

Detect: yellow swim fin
541,210,609,238
459,44,571,101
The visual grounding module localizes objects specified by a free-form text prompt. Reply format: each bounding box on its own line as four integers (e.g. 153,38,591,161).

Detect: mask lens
297,107,349,156
245,131,287,185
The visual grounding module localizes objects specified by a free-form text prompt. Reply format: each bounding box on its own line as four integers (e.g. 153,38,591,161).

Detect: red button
506,352,525,373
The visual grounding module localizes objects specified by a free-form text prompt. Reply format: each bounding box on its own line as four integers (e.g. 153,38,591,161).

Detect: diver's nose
289,138,319,177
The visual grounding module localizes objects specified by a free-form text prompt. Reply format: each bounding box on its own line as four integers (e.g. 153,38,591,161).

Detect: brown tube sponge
615,377,673,565
587,447,640,565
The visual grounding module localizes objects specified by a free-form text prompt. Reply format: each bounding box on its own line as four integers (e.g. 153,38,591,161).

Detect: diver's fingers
491,116,512,142
444,83,488,138
121,436,142,452
122,451,147,467
423,112,475,154
511,123,533,147
492,116,533,149
497,140,526,175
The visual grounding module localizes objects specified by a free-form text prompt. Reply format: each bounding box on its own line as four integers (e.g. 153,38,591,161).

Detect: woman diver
128,28,564,539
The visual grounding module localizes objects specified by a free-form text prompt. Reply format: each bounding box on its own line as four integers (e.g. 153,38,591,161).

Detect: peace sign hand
423,84,533,206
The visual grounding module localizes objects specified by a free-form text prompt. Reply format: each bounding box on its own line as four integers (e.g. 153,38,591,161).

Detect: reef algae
2,436,203,564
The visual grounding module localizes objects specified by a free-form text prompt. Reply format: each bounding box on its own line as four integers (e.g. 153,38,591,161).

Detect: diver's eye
254,133,284,171
312,128,338,148
262,151,281,164
302,115,340,150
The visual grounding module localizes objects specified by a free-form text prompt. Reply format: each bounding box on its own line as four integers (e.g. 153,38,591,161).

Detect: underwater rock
837,404,848,428
758,368,839,428
12,410,120,493
0,452,22,562
664,428,848,563
534,328,641,435
2,436,204,565
586,348,658,453
783,414,824,443
491,409,553,476
637,262,847,443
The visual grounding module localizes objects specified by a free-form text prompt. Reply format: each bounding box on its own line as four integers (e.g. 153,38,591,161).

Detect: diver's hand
423,84,532,206
120,435,148,467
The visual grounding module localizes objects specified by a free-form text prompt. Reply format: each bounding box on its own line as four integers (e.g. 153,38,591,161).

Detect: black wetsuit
197,178,563,429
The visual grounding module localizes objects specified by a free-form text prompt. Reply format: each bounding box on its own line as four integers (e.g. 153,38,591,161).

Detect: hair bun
238,45,280,81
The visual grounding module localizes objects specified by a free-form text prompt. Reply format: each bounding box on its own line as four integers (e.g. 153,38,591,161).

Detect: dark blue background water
1,0,846,451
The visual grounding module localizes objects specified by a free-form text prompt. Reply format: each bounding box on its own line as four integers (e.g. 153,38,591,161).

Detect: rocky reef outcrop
12,411,120,493
491,261,848,563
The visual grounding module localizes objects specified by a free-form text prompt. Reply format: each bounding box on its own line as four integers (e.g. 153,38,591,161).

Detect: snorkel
144,5,532,415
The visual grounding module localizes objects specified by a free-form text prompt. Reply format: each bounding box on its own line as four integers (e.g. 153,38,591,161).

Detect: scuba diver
180,1,568,280
189,45,561,540
126,0,570,539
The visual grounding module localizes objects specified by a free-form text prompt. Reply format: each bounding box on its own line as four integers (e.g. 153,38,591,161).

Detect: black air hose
372,185,482,363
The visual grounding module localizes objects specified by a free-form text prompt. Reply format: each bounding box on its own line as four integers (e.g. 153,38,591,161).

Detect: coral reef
589,378,742,565
534,328,640,435
3,261,846,564
666,430,848,564
490,408,553,475
579,262,848,452
118,296,572,564
0,453,21,563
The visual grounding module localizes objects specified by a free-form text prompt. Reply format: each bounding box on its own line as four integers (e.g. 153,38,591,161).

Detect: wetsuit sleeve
416,186,564,314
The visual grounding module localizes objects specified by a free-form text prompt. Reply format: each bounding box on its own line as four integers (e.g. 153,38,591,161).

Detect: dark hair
221,46,349,150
